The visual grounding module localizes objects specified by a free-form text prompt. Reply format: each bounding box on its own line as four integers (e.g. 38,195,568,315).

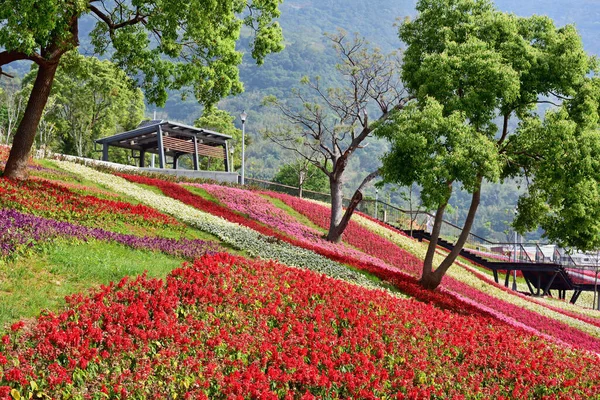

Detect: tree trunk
420,176,483,290
3,62,58,179
421,200,449,282
298,169,305,198
327,177,344,242
327,190,363,243
326,169,380,243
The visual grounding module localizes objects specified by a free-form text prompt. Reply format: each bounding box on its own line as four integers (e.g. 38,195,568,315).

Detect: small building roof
95,120,231,153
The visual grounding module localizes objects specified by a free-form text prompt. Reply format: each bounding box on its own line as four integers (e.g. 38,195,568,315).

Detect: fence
245,177,600,271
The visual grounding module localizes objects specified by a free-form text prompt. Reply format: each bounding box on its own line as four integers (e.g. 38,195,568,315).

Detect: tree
23,52,145,158
0,0,284,179
511,78,600,251
273,159,329,197
376,0,595,289
194,106,242,171
264,31,410,242
0,77,25,145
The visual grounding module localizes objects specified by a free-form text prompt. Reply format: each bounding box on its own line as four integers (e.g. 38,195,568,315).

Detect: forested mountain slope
4,0,595,241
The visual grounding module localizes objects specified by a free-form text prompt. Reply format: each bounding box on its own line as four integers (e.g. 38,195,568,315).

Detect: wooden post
224,142,230,172
193,137,200,171
157,125,166,169
102,143,109,162
139,150,145,168
173,153,179,170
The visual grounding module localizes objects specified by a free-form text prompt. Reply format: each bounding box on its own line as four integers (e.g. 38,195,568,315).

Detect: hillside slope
1,147,600,397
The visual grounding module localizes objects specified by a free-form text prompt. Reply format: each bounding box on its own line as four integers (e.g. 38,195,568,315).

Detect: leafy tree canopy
511,77,600,250
273,161,329,193
0,0,284,107
376,0,597,289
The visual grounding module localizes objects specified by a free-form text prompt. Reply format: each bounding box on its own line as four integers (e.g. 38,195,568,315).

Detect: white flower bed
55,160,393,293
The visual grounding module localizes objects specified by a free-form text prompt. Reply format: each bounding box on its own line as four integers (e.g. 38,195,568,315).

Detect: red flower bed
1,253,599,399
117,174,600,351
260,192,600,351
0,177,182,230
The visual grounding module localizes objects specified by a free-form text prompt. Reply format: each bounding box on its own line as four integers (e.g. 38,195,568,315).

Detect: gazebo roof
95,120,231,152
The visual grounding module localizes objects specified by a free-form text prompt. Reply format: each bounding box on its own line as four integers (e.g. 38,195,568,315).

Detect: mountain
5,0,599,242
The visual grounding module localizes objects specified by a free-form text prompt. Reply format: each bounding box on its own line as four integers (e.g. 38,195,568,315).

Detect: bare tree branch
264,32,407,241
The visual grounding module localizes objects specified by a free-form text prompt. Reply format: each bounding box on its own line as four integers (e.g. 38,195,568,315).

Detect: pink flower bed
192,184,412,274
261,191,424,276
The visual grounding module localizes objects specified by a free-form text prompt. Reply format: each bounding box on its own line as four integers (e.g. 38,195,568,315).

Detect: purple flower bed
0,209,222,260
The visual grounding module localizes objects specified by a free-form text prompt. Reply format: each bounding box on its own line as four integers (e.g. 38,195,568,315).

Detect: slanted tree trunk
420,200,449,288
326,170,380,243
327,176,345,242
420,176,483,290
4,62,58,179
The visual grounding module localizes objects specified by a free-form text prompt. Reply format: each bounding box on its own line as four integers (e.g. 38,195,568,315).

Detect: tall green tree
23,52,145,158
274,159,329,197
511,77,600,251
0,0,284,179
194,106,242,171
376,0,596,289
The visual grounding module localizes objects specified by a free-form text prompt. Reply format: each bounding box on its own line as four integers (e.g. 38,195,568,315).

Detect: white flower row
55,160,395,294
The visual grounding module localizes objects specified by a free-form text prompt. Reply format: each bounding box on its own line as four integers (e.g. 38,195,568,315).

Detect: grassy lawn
0,239,185,329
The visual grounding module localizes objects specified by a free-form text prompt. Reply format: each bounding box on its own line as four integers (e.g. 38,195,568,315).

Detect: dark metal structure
404,229,593,304
95,120,232,171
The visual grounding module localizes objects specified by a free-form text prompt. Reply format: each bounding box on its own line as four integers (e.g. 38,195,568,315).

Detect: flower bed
123,176,497,316
0,177,182,231
56,162,378,290
124,175,598,345
193,183,407,273
262,193,600,350
262,191,425,276
0,209,222,261
2,253,600,399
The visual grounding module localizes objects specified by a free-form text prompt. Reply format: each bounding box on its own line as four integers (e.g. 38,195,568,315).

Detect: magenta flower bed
194,183,410,272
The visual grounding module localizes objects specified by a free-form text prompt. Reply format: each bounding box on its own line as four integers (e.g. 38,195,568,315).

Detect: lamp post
512,208,518,291
240,110,247,185
374,188,379,219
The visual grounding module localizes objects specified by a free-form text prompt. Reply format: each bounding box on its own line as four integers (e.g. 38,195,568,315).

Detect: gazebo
95,120,232,171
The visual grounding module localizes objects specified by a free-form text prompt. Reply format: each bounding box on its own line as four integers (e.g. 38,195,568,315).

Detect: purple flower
0,209,222,259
